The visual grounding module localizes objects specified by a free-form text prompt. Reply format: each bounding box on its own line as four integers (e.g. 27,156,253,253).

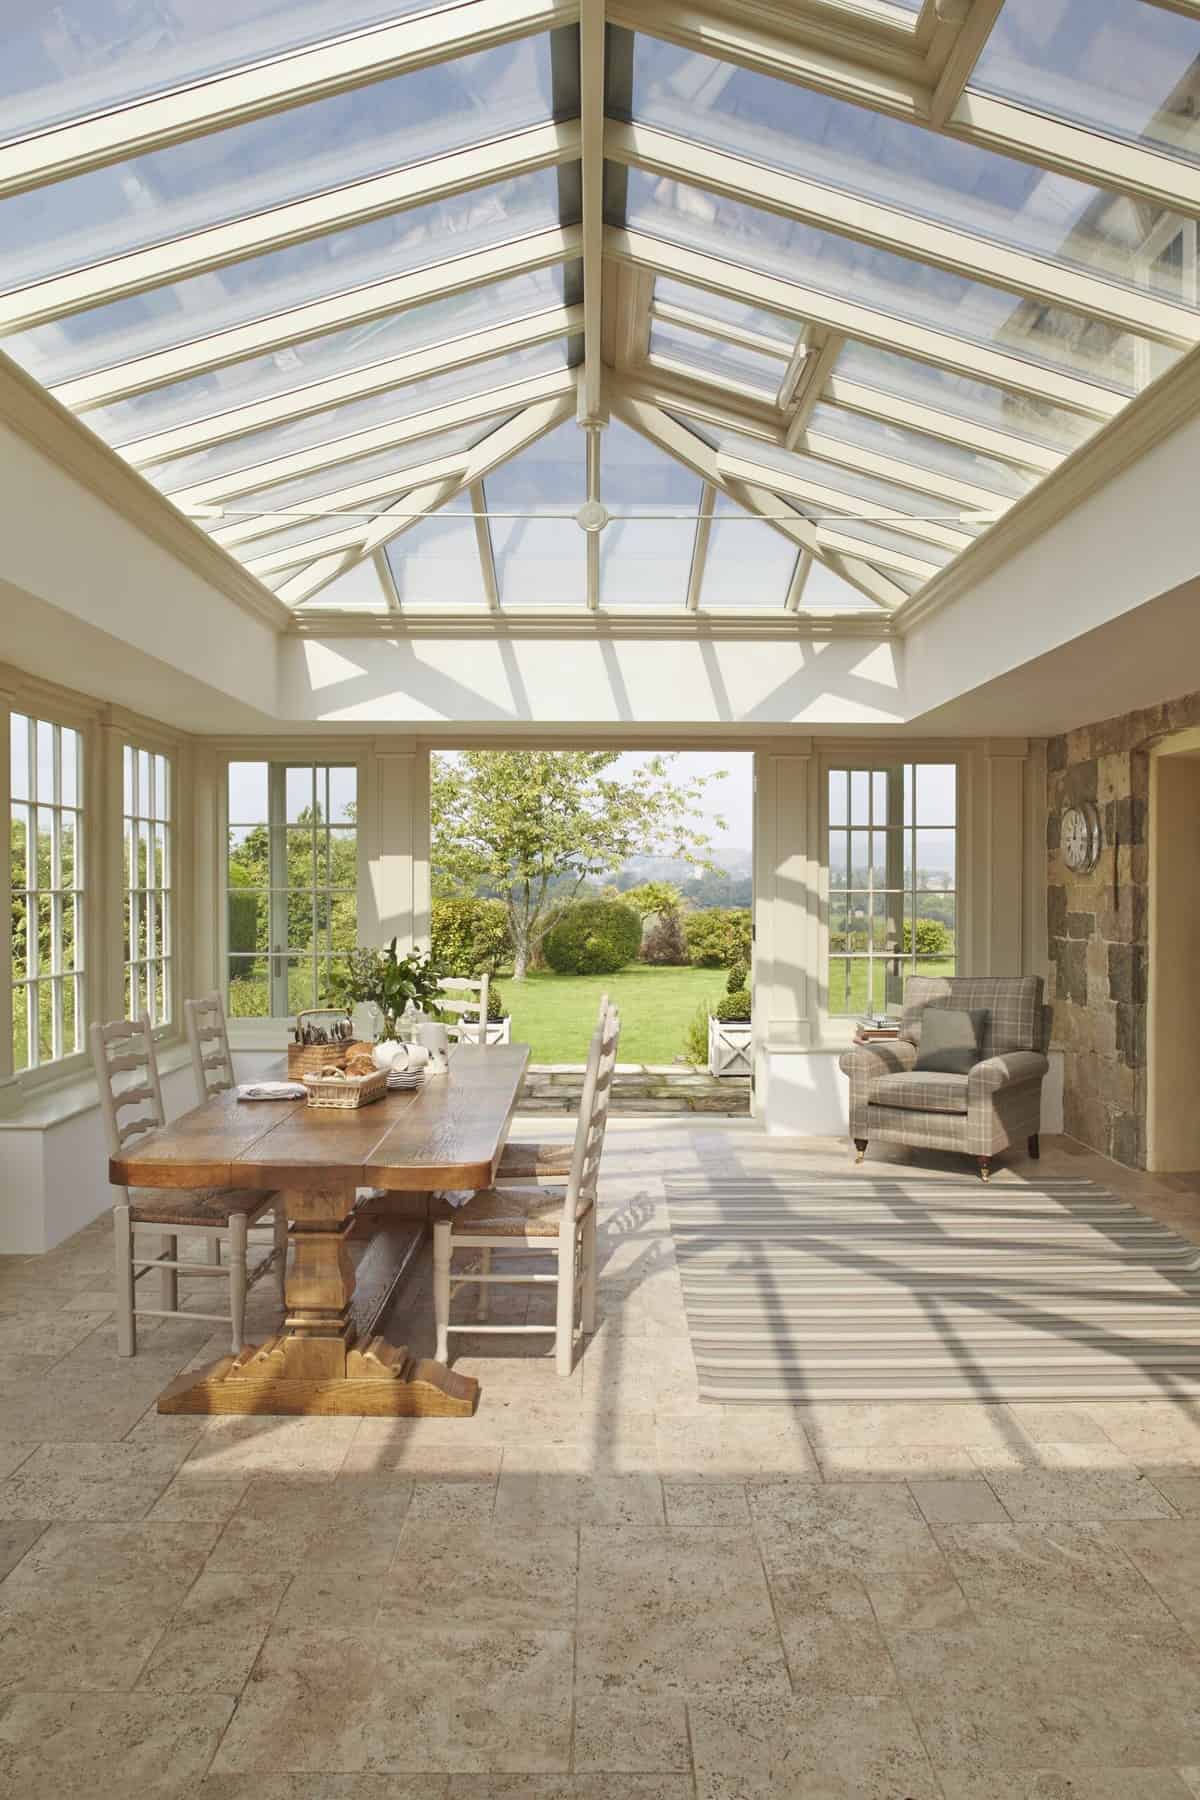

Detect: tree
431,751,725,980
624,880,683,922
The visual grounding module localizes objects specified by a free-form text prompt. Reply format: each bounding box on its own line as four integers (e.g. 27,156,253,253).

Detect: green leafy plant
431,897,512,975
329,939,443,1039
684,908,753,969
542,900,643,976
486,984,505,1021
714,989,751,1023
642,908,689,965
726,960,749,994
903,917,954,957
682,999,711,1067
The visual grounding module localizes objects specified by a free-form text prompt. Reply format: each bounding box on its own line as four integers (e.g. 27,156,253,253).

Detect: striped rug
664,1174,1200,1403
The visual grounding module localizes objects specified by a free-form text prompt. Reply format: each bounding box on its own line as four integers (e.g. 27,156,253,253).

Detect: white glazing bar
824,375,1063,471
470,481,501,609
927,0,1006,129
580,0,606,422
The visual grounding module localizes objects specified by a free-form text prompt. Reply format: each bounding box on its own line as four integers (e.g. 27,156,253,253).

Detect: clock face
1062,805,1098,872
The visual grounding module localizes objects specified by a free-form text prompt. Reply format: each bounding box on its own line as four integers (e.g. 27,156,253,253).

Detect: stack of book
855,1014,900,1041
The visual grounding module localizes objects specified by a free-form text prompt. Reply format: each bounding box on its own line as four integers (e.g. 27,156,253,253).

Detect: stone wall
1047,689,1200,1167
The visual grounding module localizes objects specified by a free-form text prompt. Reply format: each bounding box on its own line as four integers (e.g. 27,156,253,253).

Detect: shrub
902,916,954,958
431,897,511,975
726,960,749,994
542,900,643,975
682,999,711,1067
486,983,505,1020
642,909,689,965
713,990,751,1023
684,908,753,969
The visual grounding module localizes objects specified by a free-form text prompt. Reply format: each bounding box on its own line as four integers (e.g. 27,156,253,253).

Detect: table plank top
110,1043,531,1193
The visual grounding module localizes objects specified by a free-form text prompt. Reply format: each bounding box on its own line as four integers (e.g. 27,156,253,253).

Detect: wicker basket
287,1009,355,1079
302,1065,388,1109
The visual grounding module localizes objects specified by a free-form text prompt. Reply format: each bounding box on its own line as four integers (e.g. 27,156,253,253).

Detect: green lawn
500,966,727,1064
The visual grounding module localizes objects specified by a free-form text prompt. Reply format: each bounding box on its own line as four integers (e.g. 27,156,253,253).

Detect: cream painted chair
438,973,490,1044
433,1002,619,1377
184,989,288,1299
91,1014,285,1356
494,991,610,1182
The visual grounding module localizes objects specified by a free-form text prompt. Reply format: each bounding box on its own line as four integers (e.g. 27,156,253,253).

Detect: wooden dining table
110,1043,531,1419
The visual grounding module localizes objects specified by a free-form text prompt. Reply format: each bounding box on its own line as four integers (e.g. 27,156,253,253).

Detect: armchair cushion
968,1050,1050,1101
869,1071,969,1116
913,1007,988,1076
838,1038,918,1082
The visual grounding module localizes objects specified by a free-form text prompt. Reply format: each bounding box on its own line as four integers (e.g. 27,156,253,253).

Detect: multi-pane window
9,714,84,1070
827,763,957,1017
124,746,172,1027
226,762,357,1018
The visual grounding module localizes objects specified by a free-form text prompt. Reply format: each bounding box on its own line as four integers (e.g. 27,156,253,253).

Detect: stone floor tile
0,1441,36,1481
0,1521,44,1582
576,1524,788,1698
183,1417,358,1483
571,1694,691,1772
938,1769,1198,1798
1086,1402,1200,1466
405,1479,497,1523
0,1364,192,1443
1109,1519,1200,1635
986,1468,1175,1522
0,1691,234,1800
1151,1476,1200,1515
341,1430,502,1482
765,1565,901,1696
149,1473,252,1524
379,1522,578,1630
889,1618,1200,1768
0,1308,111,1359
207,1476,412,1577
937,1521,1176,1628
211,1624,573,1774
138,1570,289,1695
797,1401,1016,1452
493,1469,663,1527
654,1407,819,1481
688,1690,943,1799
814,1442,981,1480
0,1440,185,1521
909,1479,1010,1525
196,1779,447,1798
446,1781,693,1799
0,1520,217,1694
662,1480,750,1526
1004,1404,1116,1445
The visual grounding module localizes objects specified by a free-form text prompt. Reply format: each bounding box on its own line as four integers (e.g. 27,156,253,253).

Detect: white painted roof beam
715,449,979,552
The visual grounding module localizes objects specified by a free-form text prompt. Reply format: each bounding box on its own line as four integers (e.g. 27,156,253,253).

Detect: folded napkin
237,1081,307,1101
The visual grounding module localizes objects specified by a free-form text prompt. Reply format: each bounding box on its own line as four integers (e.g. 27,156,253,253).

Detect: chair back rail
89,1015,167,1189
184,990,236,1101
564,1002,620,1221
438,973,490,1044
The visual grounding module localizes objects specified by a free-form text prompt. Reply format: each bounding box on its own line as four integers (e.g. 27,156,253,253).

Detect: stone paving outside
2,1120,1200,1796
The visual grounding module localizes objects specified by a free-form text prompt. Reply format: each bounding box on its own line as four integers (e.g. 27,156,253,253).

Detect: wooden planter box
708,1015,752,1077
484,1017,512,1046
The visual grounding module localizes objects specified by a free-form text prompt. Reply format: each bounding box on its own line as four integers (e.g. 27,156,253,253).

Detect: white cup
417,1021,450,1075
371,1040,409,1074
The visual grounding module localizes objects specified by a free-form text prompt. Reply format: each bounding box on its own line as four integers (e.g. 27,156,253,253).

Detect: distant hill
610,849,753,909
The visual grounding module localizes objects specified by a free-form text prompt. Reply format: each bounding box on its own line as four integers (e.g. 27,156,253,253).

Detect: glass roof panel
801,558,884,612
598,419,701,607
971,0,1200,169
714,430,989,535
217,418,510,517
485,420,587,606
812,514,954,568
81,267,567,445
631,32,1196,303
831,340,1098,456
1,2,440,145
624,167,1150,393
806,401,1037,500
700,494,798,608
648,317,785,398
4,172,567,389
651,276,796,351
384,494,489,608
0,36,554,291
143,339,568,492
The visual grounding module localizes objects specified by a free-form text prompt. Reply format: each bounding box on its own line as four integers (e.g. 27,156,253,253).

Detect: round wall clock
1061,801,1101,873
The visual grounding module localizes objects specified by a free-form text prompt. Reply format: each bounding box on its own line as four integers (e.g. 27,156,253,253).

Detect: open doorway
1148,733,1200,1172
428,747,755,1105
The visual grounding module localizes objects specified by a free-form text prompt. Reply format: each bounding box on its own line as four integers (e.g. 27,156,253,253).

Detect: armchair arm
838,1038,918,1081
968,1050,1049,1100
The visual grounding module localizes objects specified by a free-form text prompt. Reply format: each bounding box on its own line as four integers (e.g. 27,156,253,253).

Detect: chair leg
555,1221,577,1378
1028,1133,1040,1160
854,1139,868,1165
273,1207,289,1306
206,1237,222,1268
433,1220,452,1364
476,1247,492,1321
159,1233,178,1314
581,1209,598,1335
114,1203,136,1357
977,1156,993,1184
229,1213,248,1354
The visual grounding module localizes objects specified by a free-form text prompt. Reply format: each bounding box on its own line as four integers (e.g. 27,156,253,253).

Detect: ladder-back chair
495,991,609,1181
433,1001,619,1376
438,973,490,1044
91,1015,285,1356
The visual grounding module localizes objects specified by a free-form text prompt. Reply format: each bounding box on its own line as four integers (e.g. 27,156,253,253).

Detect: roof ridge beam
114,303,582,467
53,226,581,410
166,366,576,509
579,0,605,422
607,121,1199,347
0,0,579,200
608,226,1125,417
608,0,1200,217
0,121,582,335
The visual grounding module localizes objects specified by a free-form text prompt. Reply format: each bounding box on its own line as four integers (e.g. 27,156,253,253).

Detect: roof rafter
609,226,1125,417
783,329,844,449
579,0,606,421
608,0,1200,217
52,226,581,411
926,0,1005,129
714,447,979,552
0,0,580,200
206,451,473,550
116,303,582,468
607,120,1200,347
823,374,1065,472
801,426,1016,510
0,121,582,334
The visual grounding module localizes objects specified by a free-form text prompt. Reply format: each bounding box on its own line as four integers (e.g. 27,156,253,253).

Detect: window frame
122,741,174,1033
819,753,962,1032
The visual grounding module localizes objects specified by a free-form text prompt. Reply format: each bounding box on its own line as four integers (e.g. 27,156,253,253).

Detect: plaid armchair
837,975,1049,1181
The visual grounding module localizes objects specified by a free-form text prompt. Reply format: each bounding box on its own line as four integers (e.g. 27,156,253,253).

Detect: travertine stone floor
3,1123,1200,1796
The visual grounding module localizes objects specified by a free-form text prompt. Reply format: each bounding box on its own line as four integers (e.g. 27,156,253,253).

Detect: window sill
0,1039,193,1130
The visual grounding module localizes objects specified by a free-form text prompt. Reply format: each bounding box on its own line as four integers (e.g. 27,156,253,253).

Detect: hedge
684,907,752,969
542,900,643,975
430,897,512,975
829,918,954,957
713,990,751,1022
